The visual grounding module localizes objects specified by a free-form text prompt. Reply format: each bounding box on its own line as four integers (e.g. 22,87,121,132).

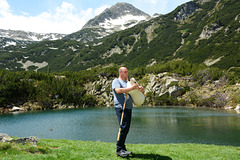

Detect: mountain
83,2,150,29
0,29,66,50
0,29,66,42
64,3,150,42
0,0,239,73
0,37,32,49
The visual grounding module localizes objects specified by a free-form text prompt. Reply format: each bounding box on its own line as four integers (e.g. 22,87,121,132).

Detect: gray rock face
199,23,223,39
84,73,186,107
174,2,199,21
145,73,184,98
84,76,114,107
169,86,184,97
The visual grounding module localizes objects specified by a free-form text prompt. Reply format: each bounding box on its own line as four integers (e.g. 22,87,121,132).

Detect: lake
0,106,239,146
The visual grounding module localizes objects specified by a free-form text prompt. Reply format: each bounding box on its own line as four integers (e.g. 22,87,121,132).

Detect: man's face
120,68,128,80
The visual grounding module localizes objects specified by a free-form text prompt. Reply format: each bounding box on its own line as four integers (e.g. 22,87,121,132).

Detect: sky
0,0,191,34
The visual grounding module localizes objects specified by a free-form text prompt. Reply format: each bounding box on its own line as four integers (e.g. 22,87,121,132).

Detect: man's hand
131,83,139,90
132,83,144,94
138,86,144,93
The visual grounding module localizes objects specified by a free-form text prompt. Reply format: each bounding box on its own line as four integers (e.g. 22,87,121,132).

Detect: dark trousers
115,107,132,152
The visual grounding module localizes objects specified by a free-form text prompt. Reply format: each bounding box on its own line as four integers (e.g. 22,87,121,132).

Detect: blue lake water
0,106,239,146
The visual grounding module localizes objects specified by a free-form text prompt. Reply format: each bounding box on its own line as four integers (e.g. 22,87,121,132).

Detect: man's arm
114,83,138,94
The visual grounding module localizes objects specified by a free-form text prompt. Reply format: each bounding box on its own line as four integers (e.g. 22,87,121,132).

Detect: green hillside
0,0,239,72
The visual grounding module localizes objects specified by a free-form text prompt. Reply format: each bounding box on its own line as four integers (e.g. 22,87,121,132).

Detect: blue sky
0,0,191,34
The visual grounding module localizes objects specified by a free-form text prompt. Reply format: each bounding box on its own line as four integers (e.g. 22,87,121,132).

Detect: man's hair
118,67,122,73
118,67,124,73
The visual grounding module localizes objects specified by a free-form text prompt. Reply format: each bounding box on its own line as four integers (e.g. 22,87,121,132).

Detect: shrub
0,143,12,151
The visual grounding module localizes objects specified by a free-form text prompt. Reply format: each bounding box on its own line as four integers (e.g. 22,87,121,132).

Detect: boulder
11,136,40,147
11,106,20,112
145,73,185,99
234,105,240,114
235,105,240,111
0,133,40,147
84,75,114,106
165,78,178,88
159,91,169,97
168,86,185,97
0,133,13,142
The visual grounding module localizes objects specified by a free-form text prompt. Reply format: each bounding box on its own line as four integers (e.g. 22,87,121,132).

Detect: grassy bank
0,139,240,160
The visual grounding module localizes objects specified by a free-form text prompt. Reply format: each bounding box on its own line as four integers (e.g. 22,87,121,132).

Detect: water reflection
129,107,240,146
0,107,239,146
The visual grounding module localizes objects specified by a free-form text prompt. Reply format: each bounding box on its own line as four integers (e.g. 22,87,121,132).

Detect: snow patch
99,14,147,30
3,41,17,48
29,35,41,41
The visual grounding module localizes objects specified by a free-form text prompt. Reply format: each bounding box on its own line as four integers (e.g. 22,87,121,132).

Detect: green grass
0,139,240,160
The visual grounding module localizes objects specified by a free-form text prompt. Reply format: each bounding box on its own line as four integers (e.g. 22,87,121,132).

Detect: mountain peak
83,2,150,29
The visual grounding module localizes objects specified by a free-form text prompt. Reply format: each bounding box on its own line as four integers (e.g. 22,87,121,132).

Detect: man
112,67,144,157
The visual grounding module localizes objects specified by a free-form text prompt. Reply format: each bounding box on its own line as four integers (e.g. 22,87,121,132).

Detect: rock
168,86,184,97
0,133,13,142
145,73,185,99
235,105,240,110
159,91,169,97
84,75,114,106
157,72,168,78
11,106,20,112
174,2,199,21
12,136,40,147
1,133,40,147
68,105,75,109
145,74,158,92
225,106,233,110
165,78,178,88
150,74,156,82
199,23,223,39
22,102,43,111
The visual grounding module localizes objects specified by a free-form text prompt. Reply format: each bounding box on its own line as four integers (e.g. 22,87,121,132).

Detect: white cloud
81,8,93,18
0,0,191,34
56,1,74,14
0,0,10,15
0,0,97,34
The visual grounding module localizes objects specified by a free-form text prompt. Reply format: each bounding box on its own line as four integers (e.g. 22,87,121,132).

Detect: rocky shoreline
0,133,39,147
1,72,240,114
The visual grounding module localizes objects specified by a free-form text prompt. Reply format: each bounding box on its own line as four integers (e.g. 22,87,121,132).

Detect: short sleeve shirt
112,78,133,109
